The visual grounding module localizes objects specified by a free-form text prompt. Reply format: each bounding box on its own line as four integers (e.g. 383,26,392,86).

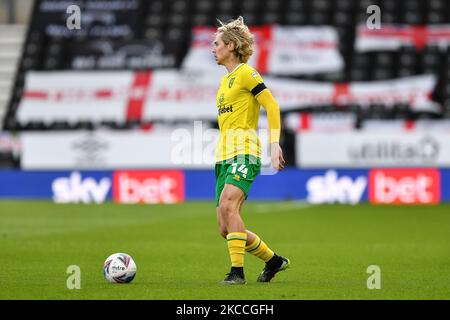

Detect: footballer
212,16,290,284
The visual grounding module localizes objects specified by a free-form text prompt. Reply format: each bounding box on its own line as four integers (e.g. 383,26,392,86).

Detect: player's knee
218,200,234,218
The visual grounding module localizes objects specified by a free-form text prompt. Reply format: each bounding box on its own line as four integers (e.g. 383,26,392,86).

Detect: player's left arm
243,69,285,171
256,89,285,171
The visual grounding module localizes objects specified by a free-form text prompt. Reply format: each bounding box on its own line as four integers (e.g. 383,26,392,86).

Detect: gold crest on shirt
228,78,235,88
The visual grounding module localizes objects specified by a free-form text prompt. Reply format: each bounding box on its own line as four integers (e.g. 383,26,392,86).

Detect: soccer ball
103,253,137,284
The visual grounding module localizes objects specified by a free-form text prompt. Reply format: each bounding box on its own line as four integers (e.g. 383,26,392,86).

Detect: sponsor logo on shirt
218,105,233,115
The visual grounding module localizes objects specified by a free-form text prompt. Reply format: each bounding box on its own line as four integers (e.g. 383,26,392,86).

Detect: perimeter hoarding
0,168,448,204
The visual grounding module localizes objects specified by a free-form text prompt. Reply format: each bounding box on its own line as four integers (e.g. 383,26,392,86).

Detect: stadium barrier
19,128,278,170
296,131,450,168
0,168,447,205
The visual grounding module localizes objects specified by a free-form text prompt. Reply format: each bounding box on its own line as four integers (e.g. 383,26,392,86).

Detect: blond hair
216,16,254,63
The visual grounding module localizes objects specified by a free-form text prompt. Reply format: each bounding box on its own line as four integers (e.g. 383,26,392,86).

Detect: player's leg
216,207,228,239
219,183,246,233
218,183,247,284
237,189,291,283
245,229,275,262
215,162,228,239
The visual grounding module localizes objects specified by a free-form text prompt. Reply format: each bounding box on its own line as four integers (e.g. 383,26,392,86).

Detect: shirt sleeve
241,68,267,97
257,90,281,143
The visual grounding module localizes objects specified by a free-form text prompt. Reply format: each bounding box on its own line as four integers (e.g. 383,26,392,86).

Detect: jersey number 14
231,163,248,178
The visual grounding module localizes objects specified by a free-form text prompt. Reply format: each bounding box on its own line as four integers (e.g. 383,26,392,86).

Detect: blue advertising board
0,168,448,204
0,170,113,202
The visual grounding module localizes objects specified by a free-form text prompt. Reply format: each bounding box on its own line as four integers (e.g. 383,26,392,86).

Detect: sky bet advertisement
0,168,447,204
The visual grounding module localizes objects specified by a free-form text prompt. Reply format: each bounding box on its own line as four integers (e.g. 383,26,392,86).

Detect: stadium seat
241,0,259,12
420,48,441,74
372,67,395,80
196,0,215,12
398,48,419,73
144,27,164,41
374,53,395,68
20,57,39,71
217,0,235,13
310,12,330,25
333,11,354,28
402,12,423,24
192,13,211,26
285,12,308,25
149,0,166,13
382,0,398,11
146,13,165,29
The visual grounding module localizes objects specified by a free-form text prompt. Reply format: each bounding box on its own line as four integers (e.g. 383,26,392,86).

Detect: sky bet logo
52,172,111,203
306,170,367,204
369,169,440,204
113,170,184,204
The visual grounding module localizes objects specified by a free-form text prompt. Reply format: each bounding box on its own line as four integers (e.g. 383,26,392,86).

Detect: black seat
420,47,442,73
145,13,165,29
349,68,367,81
426,11,447,23
398,48,419,73
148,0,166,14
192,13,212,26
374,52,395,68
42,57,60,70
333,11,354,27
262,12,282,25
382,0,399,12
168,13,189,28
21,57,39,71
144,27,164,41
196,0,215,13
381,12,397,24
372,67,395,80
241,0,259,12
402,12,423,24
310,12,330,25
397,67,417,78
335,0,354,12
171,0,189,13
352,54,372,68
285,12,308,25
217,0,235,15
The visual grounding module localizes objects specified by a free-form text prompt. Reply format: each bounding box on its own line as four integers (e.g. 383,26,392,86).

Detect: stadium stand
1,0,450,168
0,24,26,128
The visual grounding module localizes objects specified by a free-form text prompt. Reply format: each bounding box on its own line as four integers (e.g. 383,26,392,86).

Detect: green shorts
215,155,261,207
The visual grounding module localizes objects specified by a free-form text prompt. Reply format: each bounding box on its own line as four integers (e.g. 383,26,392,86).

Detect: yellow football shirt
215,63,267,162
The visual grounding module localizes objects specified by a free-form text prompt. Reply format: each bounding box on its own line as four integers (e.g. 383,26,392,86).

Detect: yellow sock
245,234,274,262
226,232,247,267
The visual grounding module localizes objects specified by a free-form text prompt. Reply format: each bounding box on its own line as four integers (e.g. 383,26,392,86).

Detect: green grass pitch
0,200,449,300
